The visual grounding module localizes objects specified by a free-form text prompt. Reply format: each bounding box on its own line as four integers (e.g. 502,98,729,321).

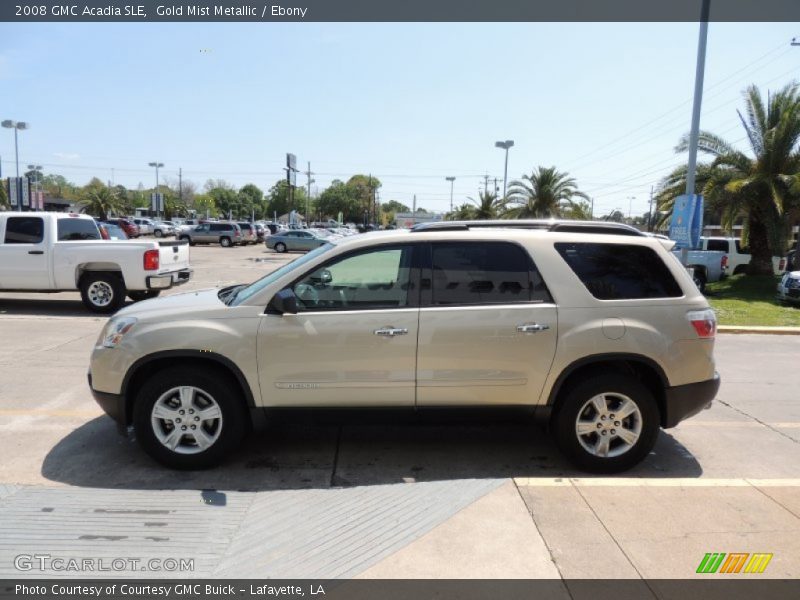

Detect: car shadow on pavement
41,412,702,491
0,296,133,318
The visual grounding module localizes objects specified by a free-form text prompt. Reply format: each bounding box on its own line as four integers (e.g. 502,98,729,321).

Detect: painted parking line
514,477,800,487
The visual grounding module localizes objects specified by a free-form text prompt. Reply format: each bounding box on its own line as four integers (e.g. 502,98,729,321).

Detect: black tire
128,290,161,302
733,265,746,276
179,235,194,247
553,374,660,474
79,272,126,314
154,229,163,238
693,271,707,294
275,242,287,253
220,236,232,248
133,367,247,469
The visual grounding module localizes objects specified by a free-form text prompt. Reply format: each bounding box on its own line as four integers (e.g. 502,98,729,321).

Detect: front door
416,241,558,406
0,216,51,289
258,244,419,407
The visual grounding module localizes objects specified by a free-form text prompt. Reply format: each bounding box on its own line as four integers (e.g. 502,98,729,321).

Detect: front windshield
230,243,334,307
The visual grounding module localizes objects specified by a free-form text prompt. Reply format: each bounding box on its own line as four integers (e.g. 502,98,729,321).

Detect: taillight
687,308,716,338
721,255,728,270
143,249,160,271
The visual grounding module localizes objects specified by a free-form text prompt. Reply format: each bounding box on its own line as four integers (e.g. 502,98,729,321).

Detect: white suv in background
89,220,719,472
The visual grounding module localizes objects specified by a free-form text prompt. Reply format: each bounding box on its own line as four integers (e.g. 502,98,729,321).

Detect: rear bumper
88,372,127,434
663,372,720,428
146,268,192,290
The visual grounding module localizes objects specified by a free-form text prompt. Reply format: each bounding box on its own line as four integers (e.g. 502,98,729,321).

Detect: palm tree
465,191,504,219
664,83,800,275
79,181,122,220
505,166,589,219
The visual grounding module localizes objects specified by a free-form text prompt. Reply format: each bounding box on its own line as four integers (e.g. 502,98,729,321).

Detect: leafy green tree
447,202,478,220
78,179,122,220
661,83,800,274
505,166,589,218
0,181,8,208
561,199,593,221
381,200,410,214
192,193,217,218
265,180,307,219
41,174,76,199
346,175,381,221
317,179,361,221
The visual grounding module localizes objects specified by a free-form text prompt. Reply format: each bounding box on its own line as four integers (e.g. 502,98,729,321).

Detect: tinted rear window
431,242,551,305
706,239,729,252
4,217,44,244
57,218,101,241
555,242,682,300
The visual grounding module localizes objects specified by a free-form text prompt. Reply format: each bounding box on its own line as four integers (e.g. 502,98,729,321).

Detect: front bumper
146,268,192,290
663,372,720,428
88,372,127,434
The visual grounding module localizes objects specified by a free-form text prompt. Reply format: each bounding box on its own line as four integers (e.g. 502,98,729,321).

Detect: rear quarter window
555,242,683,300
706,239,729,252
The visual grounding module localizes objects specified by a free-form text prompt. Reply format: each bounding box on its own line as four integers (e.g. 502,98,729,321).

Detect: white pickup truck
670,247,727,292
699,236,785,275
0,212,191,313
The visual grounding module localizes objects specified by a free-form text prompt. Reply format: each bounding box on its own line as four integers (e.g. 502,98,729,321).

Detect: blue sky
2,21,800,216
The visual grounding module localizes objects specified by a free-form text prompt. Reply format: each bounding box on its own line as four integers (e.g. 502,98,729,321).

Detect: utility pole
483,174,489,196
412,194,417,226
647,185,655,232
590,197,594,219
305,162,314,224
179,167,183,206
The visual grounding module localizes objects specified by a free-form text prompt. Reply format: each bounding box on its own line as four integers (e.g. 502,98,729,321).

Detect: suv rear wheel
133,367,247,469
553,374,659,473
220,236,232,247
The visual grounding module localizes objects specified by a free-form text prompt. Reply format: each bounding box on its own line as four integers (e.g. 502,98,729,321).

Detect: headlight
97,317,138,348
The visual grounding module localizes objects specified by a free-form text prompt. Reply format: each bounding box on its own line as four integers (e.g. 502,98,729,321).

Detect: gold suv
89,220,720,472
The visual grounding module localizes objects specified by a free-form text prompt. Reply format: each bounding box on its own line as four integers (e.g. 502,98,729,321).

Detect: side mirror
269,288,298,315
310,268,332,285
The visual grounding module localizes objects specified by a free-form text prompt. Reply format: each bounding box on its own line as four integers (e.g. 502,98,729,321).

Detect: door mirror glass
270,288,298,314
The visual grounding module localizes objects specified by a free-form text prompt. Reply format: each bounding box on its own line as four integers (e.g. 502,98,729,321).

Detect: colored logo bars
696,552,773,574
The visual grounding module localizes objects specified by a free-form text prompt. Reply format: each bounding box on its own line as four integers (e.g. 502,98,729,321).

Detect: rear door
0,215,51,289
416,241,558,406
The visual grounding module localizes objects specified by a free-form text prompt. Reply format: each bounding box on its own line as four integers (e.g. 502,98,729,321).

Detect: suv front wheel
133,368,247,469
553,374,659,473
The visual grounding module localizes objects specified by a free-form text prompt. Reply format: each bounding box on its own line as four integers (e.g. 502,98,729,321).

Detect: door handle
516,323,550,333
28,250,44,255
374,327,409,337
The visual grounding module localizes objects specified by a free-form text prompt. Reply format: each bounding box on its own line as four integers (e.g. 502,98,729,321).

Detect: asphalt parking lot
0,242,799,580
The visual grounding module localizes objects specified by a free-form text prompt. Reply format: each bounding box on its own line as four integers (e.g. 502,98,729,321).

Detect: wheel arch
546,353,669,427
120,350,257,429
76,263,124,287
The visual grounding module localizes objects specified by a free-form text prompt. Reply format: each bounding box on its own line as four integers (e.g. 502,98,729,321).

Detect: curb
718,325,800,335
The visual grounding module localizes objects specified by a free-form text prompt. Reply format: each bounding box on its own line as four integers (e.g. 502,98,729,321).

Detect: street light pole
627,196,636,220
685,0,710,198
494,140,514,199
446,176,455,212
2,120,29,179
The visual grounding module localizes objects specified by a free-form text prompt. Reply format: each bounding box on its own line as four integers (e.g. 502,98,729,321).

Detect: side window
293,246,414,311
706,239,729,252
555,242,683,300
57,218,101,241
4,217,44,244
210,224,222,232
430,242,547,306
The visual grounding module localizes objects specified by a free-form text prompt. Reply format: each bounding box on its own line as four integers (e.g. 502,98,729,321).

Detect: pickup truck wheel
275,242,287,253
553,374,659,474
133,368,246,469
79,273,126,313
129,290,161,302
693,271,707,293
220,237,232,248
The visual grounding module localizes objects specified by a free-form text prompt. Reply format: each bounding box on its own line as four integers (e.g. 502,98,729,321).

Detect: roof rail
409,219,645,236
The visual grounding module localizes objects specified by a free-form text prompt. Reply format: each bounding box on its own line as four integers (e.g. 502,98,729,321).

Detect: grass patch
705,274,800,326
